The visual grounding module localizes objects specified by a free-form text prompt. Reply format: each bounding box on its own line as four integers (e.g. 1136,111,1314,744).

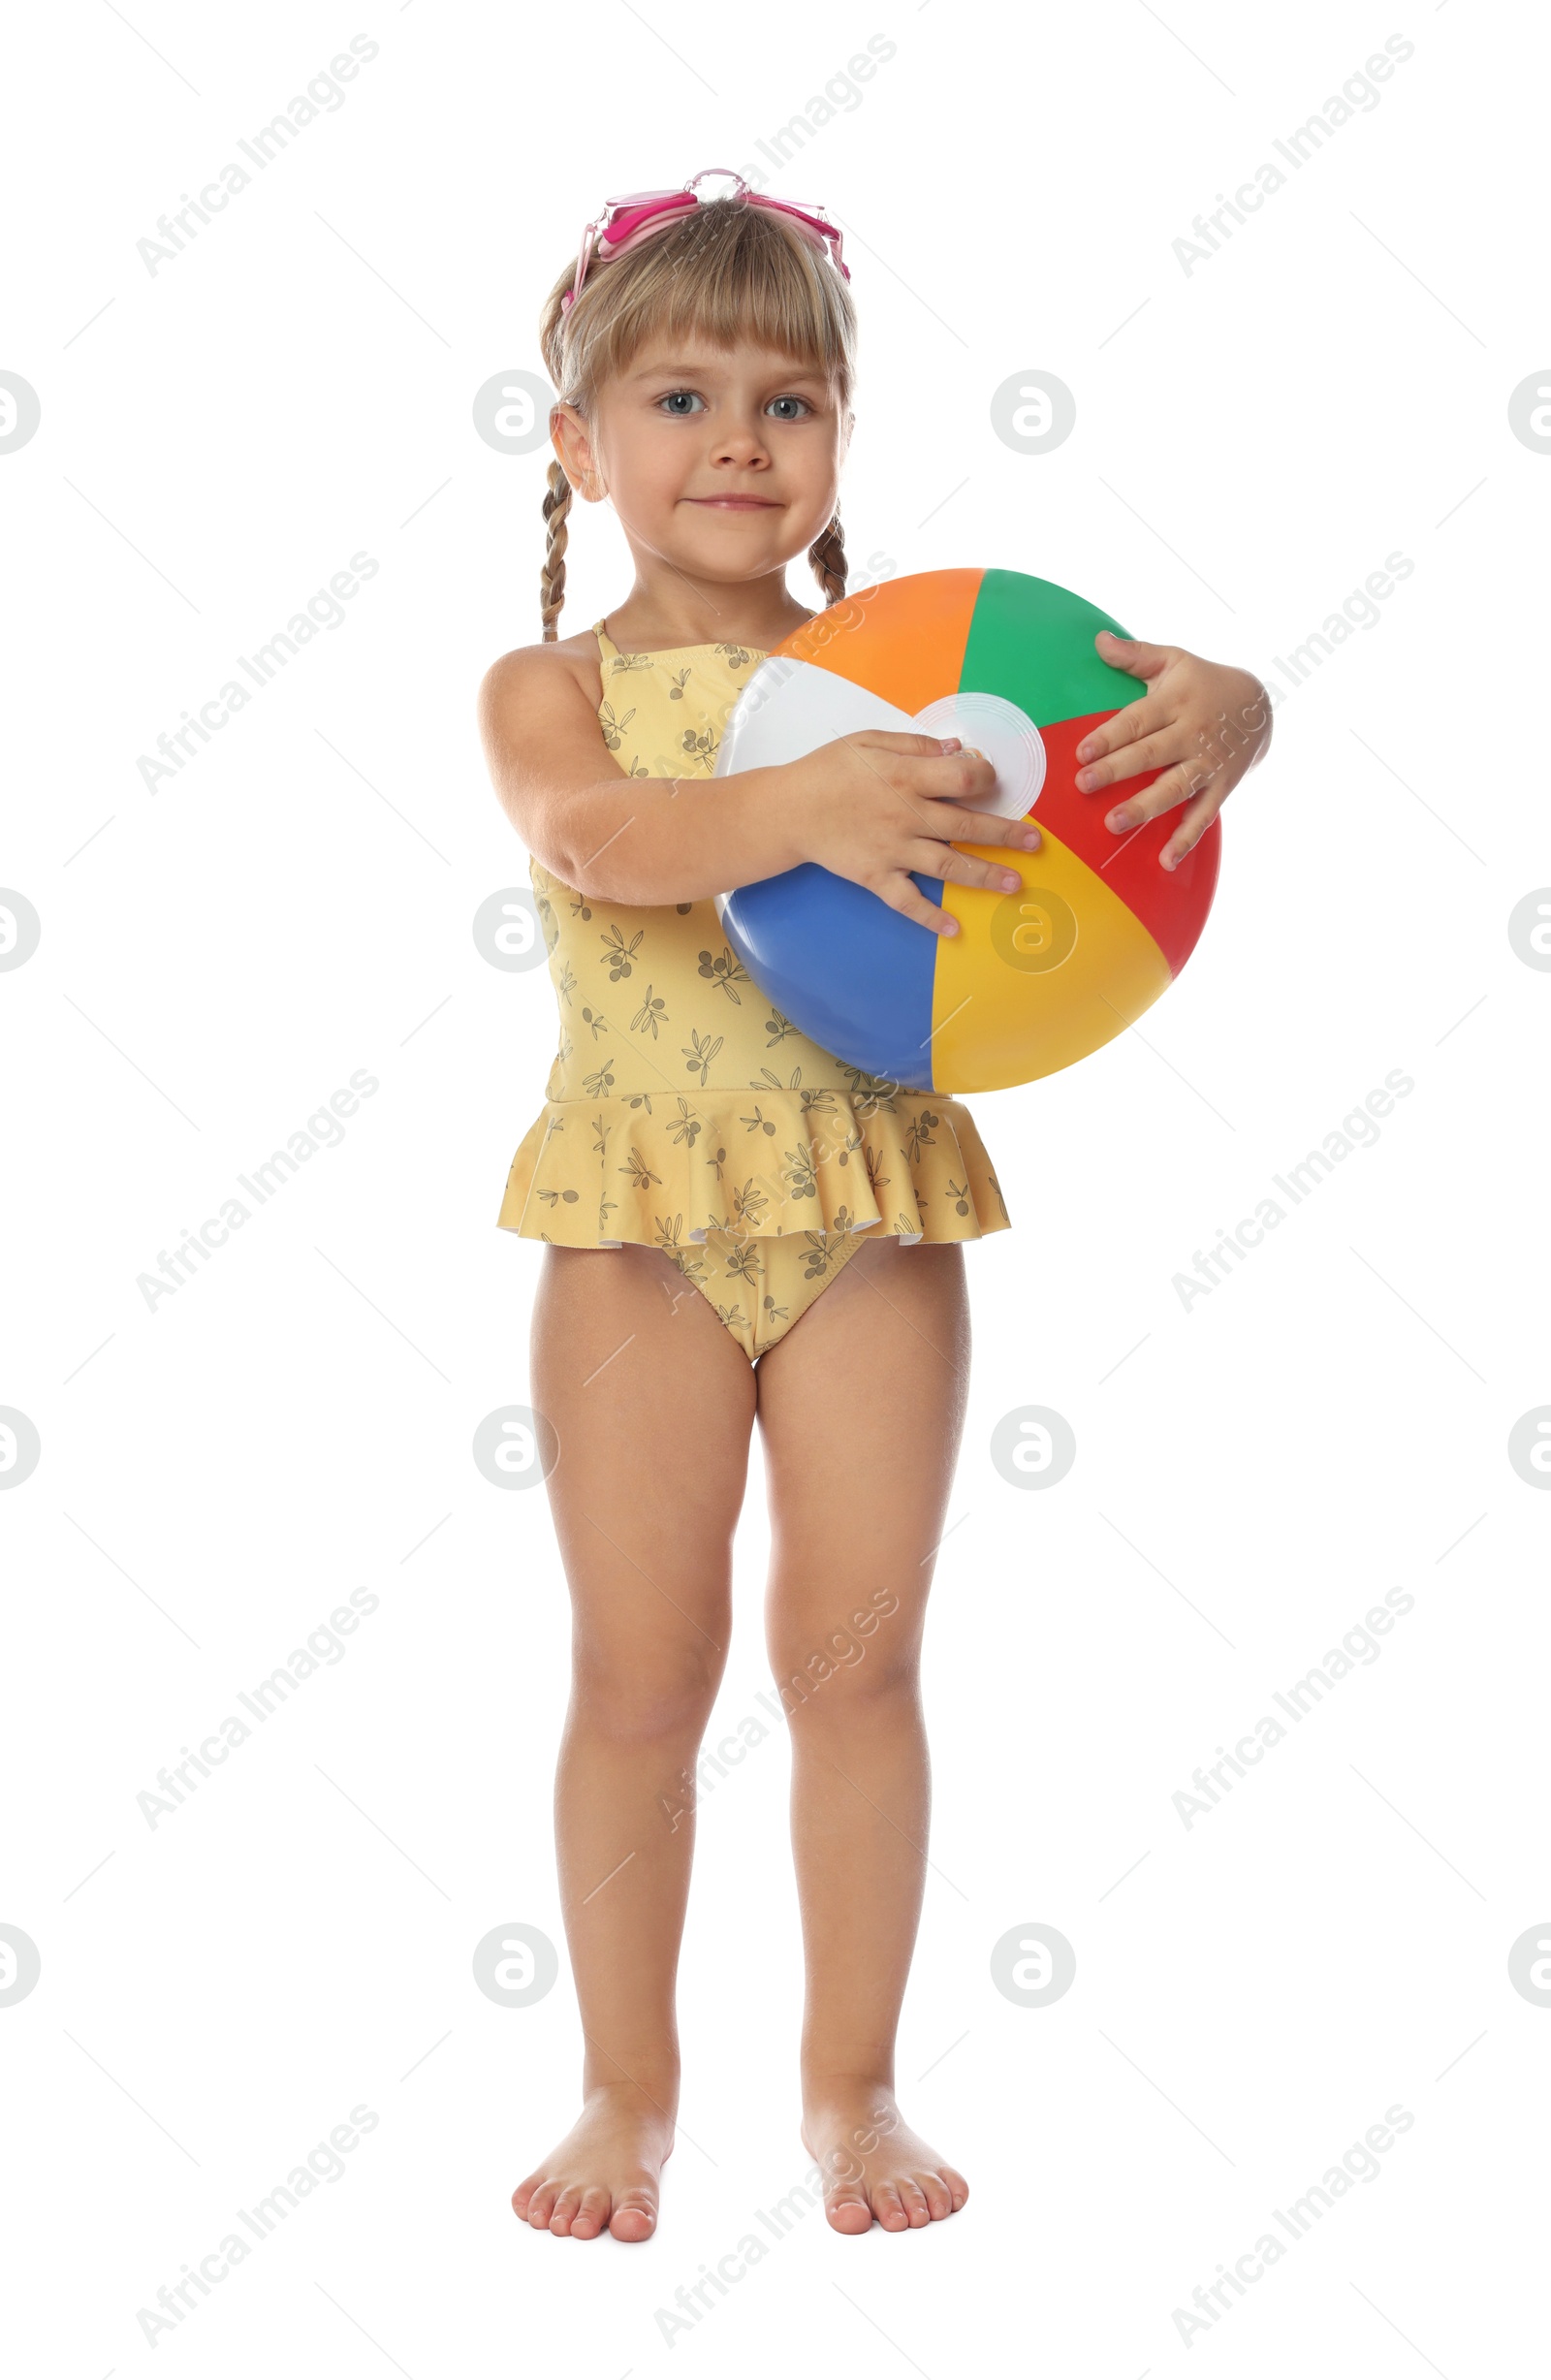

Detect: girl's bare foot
801,2081,968,2235
512,2081,676,2241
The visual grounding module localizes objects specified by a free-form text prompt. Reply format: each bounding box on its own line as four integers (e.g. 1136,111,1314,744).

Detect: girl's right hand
780,732,1042,936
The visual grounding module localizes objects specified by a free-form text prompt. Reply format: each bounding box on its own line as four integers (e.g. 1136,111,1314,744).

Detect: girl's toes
610,2191,658,2242
917,2171,953,2221
571,2187,611,2240
525,2179,558,2229
897,2179,932,2228
825,2190,873,2235
549,2185,585,2236
511,2176,538,2220
942,2166,969,2212
873,2185,909,2233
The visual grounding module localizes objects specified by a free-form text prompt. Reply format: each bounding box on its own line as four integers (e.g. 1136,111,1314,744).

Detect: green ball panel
964,568,1139,727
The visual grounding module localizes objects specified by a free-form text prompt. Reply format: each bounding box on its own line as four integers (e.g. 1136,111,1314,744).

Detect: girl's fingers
925,841,1030,895
1094,629,1174,680
873,833,1035,929
878,875,962,935
1073,696,1166,767
1106,758,1215,835
918,800,1041,850
843,729,957,753
1076,725,1183,792
878,753,1005,809
1159,785,1227,870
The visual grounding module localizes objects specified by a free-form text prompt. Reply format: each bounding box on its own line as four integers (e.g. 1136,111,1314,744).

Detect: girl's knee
573,1651,724,1746
768,1598,920,1716
768,1642,918,1721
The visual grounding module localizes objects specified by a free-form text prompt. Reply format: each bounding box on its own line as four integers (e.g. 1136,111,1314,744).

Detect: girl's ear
551,402,601,502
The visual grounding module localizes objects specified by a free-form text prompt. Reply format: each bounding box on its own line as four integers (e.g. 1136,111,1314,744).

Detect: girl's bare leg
512,1244,756,2241
754,1235,972,2235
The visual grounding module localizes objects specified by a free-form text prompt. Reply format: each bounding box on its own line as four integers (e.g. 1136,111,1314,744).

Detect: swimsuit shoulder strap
592,616,621,664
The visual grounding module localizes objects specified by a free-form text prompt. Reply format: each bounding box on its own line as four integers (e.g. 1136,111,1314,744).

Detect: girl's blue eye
655,392,814,419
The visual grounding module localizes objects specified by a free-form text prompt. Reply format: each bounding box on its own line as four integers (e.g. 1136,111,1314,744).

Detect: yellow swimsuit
496,617,1011,1361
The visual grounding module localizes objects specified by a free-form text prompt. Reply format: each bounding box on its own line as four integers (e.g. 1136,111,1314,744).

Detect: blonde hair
536,196,858,642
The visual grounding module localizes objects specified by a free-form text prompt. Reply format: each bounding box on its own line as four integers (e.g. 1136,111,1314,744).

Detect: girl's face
555,340,852,586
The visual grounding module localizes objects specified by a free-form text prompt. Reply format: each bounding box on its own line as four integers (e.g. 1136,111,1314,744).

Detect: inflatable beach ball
713,568,1219,1094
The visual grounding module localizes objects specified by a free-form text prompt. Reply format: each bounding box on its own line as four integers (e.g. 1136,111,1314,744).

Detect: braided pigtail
539,459,574,644
807,510,847,608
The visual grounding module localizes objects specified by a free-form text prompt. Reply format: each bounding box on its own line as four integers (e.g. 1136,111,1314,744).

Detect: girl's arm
478,644,1040,930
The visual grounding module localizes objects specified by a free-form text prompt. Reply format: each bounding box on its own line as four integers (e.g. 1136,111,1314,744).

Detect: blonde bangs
541,198,856,418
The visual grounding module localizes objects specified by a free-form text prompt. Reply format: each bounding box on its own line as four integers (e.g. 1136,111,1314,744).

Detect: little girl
479,170,1270,2244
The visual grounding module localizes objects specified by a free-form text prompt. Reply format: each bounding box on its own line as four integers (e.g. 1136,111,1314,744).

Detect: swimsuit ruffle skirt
496,619,1010,1361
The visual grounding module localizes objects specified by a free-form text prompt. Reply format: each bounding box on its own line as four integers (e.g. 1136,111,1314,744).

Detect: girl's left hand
1073,632,1272,871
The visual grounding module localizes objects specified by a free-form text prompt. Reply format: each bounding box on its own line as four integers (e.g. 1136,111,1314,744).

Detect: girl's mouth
686,496,780,509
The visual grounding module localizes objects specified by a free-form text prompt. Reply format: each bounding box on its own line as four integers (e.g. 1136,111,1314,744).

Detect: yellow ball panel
933,829,1172,1091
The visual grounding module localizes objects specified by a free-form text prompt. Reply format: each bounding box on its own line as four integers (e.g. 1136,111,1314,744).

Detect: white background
3,1,1547,2371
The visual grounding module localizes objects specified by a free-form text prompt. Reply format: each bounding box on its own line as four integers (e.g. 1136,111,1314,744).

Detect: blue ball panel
721,865,941,1093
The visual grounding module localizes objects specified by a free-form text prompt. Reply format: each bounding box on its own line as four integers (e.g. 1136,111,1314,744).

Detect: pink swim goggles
560,167,850,313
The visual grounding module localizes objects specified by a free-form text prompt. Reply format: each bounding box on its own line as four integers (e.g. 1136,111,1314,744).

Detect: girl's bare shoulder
480,623,604,717
477,627,622,855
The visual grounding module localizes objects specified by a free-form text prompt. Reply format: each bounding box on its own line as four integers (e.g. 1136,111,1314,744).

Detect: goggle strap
562,174,849,310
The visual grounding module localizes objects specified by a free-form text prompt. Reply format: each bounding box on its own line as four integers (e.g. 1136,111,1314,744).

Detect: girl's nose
712,422,769,463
